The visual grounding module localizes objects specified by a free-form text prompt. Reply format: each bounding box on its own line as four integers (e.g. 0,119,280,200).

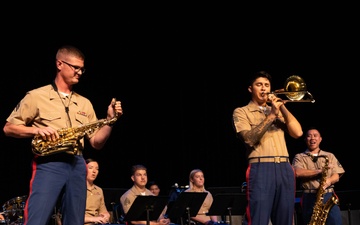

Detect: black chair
102,188,128,224
111,202,126,224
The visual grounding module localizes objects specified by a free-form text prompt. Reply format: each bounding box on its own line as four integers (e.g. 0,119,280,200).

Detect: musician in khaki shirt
120,164,170,225
3,45,123,225
184,169,218,225
232,71,302,225
292,127,345,225
84,158,110,225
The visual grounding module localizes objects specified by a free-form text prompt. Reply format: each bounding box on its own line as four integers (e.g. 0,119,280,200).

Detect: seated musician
120,164,171,225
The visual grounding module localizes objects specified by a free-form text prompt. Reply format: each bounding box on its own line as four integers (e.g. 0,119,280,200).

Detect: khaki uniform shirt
120,185,168,223
120,185,155,214
232,101,288,159
85,185,108,225
184,188,213,221
6,84,98,153
292,150,345,190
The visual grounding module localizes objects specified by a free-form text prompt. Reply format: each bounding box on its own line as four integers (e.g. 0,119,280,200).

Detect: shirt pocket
39,111,61,122
75,113,89,126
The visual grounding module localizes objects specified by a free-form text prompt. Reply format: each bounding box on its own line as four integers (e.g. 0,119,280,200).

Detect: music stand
166,192,207,225
207,193,246,225
123,195,169,225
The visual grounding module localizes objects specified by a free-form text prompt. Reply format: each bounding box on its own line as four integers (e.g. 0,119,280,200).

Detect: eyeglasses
60,60,86,74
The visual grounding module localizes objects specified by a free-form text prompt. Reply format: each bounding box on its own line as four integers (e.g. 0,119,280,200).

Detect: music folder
123,195,169,222
166,192,208,222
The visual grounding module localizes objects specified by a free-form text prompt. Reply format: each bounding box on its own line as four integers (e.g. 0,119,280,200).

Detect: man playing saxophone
292,127,345,225
3,45,123,225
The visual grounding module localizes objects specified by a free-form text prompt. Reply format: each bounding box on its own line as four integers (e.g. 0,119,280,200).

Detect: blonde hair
189,169,205,191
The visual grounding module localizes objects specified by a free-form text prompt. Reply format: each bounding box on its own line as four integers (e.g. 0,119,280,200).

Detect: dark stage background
1,7,357,208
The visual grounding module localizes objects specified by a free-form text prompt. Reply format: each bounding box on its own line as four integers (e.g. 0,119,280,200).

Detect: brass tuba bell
269,75,315,103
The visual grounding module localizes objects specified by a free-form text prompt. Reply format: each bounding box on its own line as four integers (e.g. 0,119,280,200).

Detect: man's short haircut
131,164,147,175
56,45,85,60
249,70,272,86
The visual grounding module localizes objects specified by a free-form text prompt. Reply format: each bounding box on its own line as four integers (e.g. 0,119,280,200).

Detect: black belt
248,156,289,163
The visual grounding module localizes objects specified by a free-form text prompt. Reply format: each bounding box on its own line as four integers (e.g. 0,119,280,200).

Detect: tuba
268,75,315,103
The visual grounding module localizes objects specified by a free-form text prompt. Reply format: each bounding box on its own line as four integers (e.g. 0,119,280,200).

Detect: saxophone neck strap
51,81,58,91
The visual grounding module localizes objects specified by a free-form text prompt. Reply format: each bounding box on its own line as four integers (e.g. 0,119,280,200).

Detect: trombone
266,75,315,103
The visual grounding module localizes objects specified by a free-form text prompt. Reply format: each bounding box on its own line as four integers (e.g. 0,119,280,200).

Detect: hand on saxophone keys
35,126,59,142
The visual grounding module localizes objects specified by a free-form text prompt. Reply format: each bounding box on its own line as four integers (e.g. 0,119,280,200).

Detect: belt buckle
274,157,281,163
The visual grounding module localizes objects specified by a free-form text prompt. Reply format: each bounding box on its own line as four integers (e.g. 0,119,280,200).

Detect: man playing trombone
232,70,303,225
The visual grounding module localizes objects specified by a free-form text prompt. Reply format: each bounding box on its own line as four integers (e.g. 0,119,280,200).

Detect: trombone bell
270,75,315,103
284,75,306,101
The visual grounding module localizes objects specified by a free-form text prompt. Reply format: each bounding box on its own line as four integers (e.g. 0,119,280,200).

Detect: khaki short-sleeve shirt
120,185,154,214
85,185,108,225
6,84,98,152
292,150,345,190
232,101,288,158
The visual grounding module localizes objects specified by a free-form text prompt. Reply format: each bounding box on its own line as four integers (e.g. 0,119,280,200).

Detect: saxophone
31,116,118,156
307,154,339,225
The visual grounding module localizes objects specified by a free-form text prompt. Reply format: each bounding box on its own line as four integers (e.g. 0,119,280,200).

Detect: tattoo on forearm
245,117,274,145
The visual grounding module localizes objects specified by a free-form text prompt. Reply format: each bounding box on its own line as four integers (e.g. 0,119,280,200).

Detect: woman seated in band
185,169,219,225
84,158,110,225
55,158,110,225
